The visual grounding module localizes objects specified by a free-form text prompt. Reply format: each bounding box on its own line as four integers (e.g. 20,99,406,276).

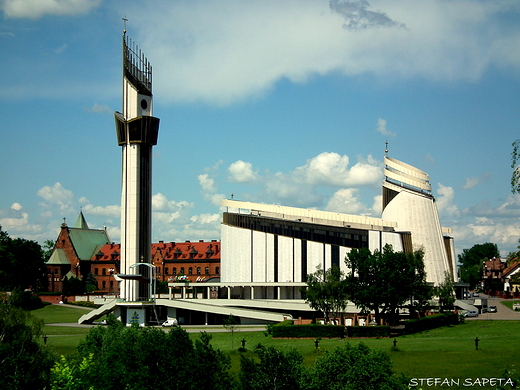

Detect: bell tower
115,24,160,302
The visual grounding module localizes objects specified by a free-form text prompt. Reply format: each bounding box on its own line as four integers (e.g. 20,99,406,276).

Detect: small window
94,268,98,275
102,268,106,276
205,267,209,275
197,267,201,275
180,267,185,274
216,267,220,275
165,267,169,275
173,267,177,275
188,267,193,275
102,281,106,289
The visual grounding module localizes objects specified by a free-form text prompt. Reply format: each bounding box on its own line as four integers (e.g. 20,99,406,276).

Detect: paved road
464,296,520,321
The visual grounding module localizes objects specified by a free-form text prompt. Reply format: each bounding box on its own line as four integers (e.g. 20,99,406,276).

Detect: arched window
197,267,201,275
205,267,209,275
188,267,193,275
173,267,177,275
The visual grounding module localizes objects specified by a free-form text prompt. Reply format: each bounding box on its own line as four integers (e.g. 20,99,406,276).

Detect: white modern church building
220,155,456,301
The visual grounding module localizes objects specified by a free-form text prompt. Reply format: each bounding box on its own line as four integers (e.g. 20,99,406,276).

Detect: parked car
488,305,497,313
472,292,480,297
464,310,479,317
162,318,178,327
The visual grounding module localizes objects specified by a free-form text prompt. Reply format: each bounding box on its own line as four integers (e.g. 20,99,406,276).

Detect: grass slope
32,305,520,388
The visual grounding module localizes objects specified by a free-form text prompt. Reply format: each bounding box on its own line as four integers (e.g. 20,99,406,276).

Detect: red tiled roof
503,261,520,277
91,240,220,261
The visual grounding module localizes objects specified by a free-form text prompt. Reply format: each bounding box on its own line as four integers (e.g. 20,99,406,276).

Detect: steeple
74,210,89,229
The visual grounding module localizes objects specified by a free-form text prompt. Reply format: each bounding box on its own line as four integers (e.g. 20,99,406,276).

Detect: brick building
46,211,111,292
46,212,220,294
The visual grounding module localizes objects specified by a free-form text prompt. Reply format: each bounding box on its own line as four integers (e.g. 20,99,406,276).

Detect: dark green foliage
404,312,459,334
156,280,169,294
0,300,56,390
345,326,390,338
458,243,499,289
303,264,348,324
301,342,407,390
434,271,456,311
239,345,303,390
272,324,345,338
8,288,44,310
345,245,432,325
72,317,233,390
62,275,84,296
0,227,47,291
84,272,97,293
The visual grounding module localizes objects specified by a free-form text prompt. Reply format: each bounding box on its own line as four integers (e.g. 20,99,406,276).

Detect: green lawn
32,306,520,389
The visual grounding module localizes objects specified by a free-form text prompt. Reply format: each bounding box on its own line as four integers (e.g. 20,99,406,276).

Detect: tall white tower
381,156,455,285
114,29,160,301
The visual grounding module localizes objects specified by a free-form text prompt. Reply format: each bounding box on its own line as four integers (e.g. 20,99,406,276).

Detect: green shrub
68,301,100,309
272,324,345,338
346,326,390,338
405,312,458,334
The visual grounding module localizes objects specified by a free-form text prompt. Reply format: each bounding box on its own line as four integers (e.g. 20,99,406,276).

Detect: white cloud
11,202,22,211
462,177,480,190
326,188,369,214
1,0,101,19
37,182,74,211
436,183,459,218
293,152,382,187
85,103,112,114
197,174,226,207
124,0,520,106
376,118,396,137
228,160,258,183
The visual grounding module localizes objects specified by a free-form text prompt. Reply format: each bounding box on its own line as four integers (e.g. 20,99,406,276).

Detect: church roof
69,228,110,261
47,248,70,265
74,210,89,229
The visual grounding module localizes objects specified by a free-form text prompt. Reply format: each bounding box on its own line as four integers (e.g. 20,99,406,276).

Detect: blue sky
1,0,520,258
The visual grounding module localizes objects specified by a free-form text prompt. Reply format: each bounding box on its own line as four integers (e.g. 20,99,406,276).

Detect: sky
1,0,520,259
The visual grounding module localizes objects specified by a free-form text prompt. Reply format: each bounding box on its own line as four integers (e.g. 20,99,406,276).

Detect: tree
42,239,56,262
223,314,240,349
62,276,84,296
301,342,407,390
239,345,303,390
434,271,456,312
0,227,47,291
0,299,56,389
458,243,499,290
303,265,348,324
84,273,97,293
71,317,233,390
344,245,432,325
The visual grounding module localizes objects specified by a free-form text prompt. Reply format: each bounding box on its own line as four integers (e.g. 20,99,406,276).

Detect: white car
464,310,479,317
162,318,178,327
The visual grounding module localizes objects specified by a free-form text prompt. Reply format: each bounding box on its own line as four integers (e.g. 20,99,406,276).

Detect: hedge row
405,312,458,334
272,324,345,338
345,325,390,338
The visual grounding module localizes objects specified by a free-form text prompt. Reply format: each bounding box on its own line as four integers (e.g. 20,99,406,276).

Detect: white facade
221,156,455,289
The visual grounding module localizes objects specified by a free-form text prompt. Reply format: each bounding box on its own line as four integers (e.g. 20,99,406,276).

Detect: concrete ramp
155,299,291,323
78,300,117,324
455,299,477,312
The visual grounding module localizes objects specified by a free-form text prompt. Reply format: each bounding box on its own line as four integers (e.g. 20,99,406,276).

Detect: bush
346,326,390,338
272,324,345,338
68,301,100,309
405,312,458,334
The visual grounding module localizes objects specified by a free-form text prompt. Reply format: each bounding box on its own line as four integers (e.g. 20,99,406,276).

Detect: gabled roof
503,261,520,278
68,228,110,261
47,248,71,265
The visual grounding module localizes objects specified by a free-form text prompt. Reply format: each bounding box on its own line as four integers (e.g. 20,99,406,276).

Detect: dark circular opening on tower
140,99,148,110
